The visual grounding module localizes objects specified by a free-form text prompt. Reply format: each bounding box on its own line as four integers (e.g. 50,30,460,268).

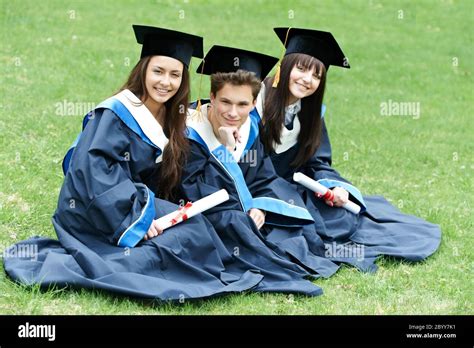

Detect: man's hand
218,126,241,152
143,220,164,240
248,208,265,229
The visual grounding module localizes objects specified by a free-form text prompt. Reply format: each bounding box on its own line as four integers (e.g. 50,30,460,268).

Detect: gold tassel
190,58,205,122
272,64,281,88
272,27,292,88
195,98,203,122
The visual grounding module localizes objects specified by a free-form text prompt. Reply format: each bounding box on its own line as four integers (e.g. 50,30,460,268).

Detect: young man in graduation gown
4,26,265,301
182,45,340,296
256,27,441,271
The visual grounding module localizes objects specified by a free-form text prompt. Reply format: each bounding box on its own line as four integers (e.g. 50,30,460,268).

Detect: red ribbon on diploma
170,202,193,226
322,190,334,201
317,190,335,202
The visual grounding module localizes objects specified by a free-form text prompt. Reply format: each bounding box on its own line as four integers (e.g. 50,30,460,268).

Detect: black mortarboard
196,45,279,79
274,27,350,69
133,25,203,67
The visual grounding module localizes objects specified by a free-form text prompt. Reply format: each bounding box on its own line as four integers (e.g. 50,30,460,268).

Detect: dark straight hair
261,53,326,168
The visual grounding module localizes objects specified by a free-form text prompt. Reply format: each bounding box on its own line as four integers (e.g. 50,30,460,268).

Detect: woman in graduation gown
182,45,340,296
3,25,265,301
256,27,441,271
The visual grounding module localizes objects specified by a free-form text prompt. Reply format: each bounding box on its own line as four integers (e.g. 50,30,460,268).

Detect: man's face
209,83,256,129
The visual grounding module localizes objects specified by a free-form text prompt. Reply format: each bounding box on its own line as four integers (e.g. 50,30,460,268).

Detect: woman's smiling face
288,59,321,104
144,55,183,106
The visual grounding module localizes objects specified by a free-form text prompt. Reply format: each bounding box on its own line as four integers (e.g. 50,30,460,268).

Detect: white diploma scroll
293,172,361,214
155,189,230,230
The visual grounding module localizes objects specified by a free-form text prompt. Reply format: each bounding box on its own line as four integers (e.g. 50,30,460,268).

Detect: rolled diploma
155,189,230,230
293,172,361,214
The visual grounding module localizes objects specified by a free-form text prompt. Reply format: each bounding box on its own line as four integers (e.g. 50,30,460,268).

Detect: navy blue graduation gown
3,90,265,301
182,105,340,296
254,99,441,271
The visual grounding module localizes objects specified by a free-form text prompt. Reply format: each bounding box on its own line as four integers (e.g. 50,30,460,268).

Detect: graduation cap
196,45,279,79
274,27,350,69
132,25,203,67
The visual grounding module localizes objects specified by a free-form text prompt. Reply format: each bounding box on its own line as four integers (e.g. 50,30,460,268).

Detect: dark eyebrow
219,97,250,105
151,65,182,74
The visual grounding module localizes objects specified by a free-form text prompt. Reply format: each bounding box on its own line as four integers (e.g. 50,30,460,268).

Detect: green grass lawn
0,0,472,314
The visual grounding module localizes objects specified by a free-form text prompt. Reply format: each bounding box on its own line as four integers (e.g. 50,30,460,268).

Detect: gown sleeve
180,140,244,213
62,109,156,248
302,119,366,208
303,119,351,183
247,138,293,198
245,139,315,226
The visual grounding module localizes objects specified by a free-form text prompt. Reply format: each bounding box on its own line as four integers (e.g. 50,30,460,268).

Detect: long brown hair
261,53,326,168
119,56,190,201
